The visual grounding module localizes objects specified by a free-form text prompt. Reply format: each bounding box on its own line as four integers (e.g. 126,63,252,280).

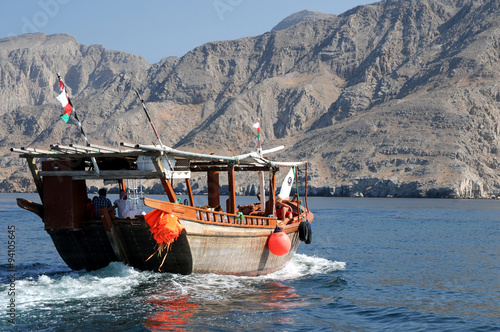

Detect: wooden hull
46,224,118,271
178,218,300,276
107,219,193,275
19,192,308,275
99,198,303,276
24,199,303,275
104,216,300,276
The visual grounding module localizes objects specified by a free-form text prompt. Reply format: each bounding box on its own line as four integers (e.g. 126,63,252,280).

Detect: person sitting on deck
113,190,145,219
276,194,293,224
94,188,113,218
85,198,94,219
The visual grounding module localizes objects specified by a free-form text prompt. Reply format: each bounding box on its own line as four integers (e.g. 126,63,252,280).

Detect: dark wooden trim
185,178,195,207
161,177,177,202
26,157,43,202
16,198,44,219
207,170,220,208
190,165,271,172
227,165,236,214
267,169,277,216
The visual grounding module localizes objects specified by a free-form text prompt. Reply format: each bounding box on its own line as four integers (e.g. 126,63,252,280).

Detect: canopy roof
11,142,307,181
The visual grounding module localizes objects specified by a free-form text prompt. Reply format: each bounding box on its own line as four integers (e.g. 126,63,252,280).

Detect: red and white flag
56,79,72,123
252,121,260,139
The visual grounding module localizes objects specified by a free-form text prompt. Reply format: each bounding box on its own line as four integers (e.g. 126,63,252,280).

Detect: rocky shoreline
3,178,497,199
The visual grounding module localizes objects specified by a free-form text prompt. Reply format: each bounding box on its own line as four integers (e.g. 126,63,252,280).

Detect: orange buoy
268,228,291,256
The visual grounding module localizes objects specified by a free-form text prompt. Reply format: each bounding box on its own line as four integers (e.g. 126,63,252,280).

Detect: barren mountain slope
1,0,499,197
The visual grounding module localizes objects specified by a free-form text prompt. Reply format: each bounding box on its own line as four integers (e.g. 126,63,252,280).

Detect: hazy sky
1,0,376,63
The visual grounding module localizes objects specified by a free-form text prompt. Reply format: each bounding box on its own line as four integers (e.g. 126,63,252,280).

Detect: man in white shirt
114,190,144,219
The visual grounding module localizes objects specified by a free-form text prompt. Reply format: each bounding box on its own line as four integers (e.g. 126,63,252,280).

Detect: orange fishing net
145,209,184,271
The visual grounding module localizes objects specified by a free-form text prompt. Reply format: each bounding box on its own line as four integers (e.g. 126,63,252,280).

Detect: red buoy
268,229,291,256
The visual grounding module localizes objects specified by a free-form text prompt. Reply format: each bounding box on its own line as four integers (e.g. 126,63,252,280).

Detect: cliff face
1,0,500,198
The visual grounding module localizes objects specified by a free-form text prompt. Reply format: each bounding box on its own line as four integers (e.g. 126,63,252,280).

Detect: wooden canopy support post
151,155,177,202
185,178,195,207
27,156,43,202
119,179,126,192
161,177,177,203
259,171,266,208
227,165,236,214
304,163,309,211
207,170,220,208
267,168,277,215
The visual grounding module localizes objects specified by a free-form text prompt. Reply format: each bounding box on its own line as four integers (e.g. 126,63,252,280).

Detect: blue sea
1,193,499,331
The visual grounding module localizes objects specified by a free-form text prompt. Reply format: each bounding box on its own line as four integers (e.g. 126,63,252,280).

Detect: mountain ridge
271,10,336,31
2,0,500,198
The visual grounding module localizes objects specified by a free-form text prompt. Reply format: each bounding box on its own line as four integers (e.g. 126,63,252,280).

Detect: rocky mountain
271,10,336,31
1,0,500,198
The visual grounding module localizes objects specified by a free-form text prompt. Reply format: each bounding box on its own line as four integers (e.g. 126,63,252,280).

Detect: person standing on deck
94,188,112,217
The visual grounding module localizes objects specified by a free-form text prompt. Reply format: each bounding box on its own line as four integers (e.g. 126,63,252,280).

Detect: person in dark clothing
93,188,112,218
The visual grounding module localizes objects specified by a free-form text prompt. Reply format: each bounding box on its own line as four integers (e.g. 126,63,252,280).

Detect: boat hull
109,220,193,275
46,224,118,271
179,218,300,276
108,218,300,276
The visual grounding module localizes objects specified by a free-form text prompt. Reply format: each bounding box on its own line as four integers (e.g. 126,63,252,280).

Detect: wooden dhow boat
12,141,313,276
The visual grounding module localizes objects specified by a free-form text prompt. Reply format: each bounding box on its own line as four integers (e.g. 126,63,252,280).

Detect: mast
134,90,178,201
253,119,266,208
134,89,163,147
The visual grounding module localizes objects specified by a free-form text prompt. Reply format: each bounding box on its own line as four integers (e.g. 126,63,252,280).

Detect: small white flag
279,167,295,199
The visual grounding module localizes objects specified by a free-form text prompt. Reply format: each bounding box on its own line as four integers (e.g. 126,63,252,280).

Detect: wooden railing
196,209,273,227
144,198,276,228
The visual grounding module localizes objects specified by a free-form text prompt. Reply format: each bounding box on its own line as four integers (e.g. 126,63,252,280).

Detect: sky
1,0,376,64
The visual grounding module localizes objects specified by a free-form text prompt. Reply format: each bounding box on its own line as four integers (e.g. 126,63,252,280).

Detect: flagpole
256,118,262,155
134,89,163,147
253,119,266,208
134,89,175,172
57,73,99,174
57,73,89,144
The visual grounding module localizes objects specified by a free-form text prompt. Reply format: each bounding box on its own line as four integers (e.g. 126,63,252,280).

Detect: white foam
171,255,345,304
265,254,346,280
170,272,251,302
13,255,345,310
17,262,145,309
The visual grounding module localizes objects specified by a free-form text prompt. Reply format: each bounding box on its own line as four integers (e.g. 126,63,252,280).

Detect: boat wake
9,254,345,311
267,254,346,280
14,262,144,310
166,254,346,304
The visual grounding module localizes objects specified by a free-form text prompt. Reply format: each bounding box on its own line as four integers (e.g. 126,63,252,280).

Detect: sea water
1,194,499,331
